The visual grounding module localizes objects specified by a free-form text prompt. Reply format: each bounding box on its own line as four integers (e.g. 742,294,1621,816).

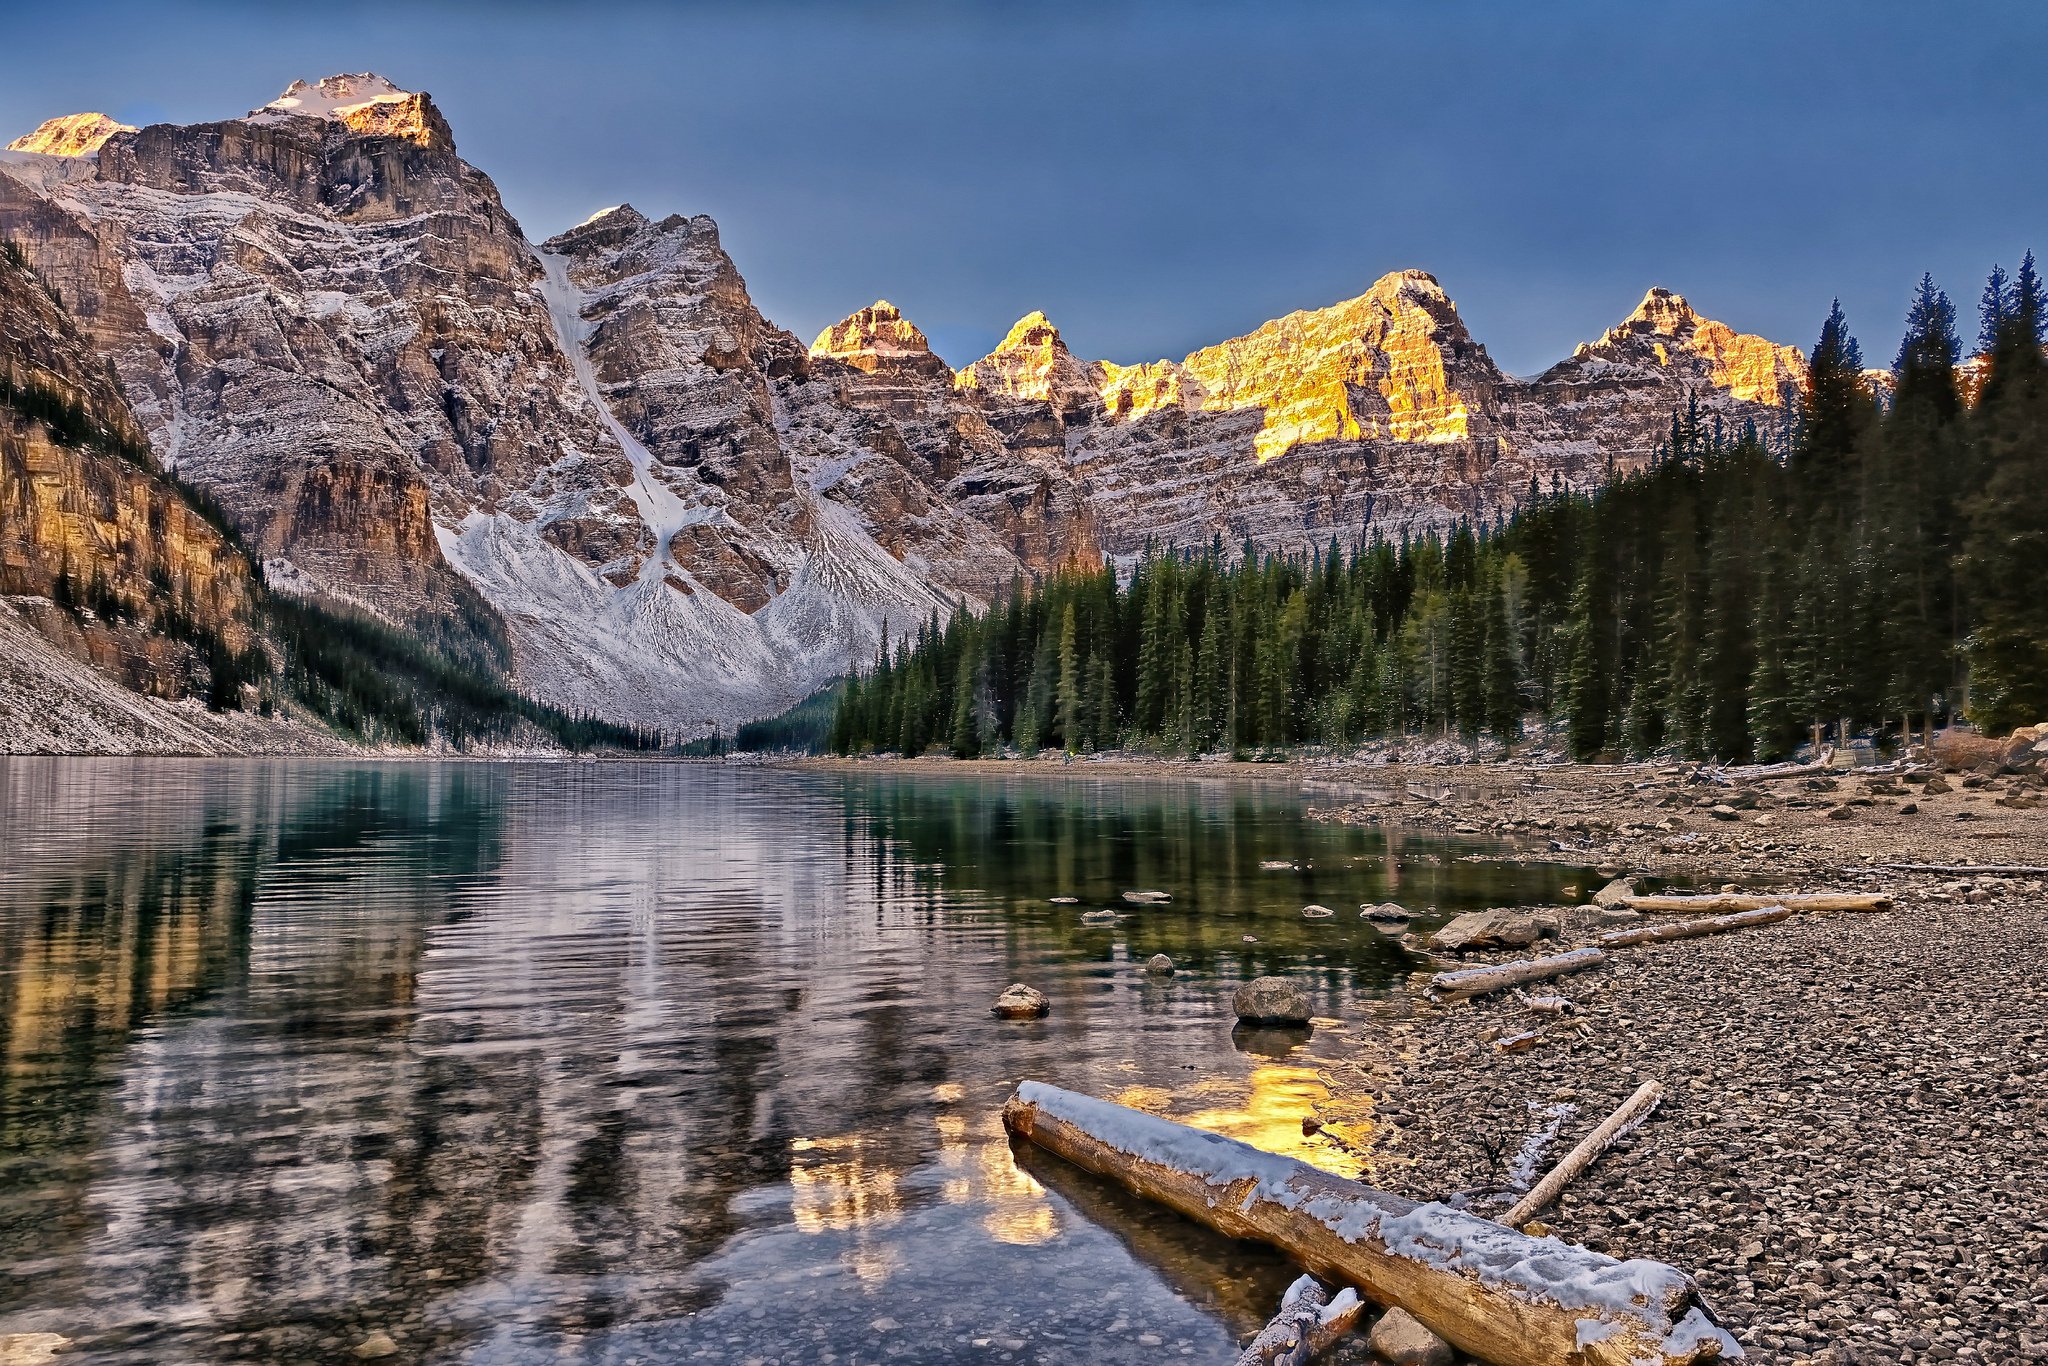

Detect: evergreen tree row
822,260,2048,763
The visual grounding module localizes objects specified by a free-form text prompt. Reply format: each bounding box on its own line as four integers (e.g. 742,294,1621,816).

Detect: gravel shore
1314,760,2048,1365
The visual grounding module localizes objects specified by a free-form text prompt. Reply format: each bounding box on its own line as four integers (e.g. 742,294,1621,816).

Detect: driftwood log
1596,905,1794,949
1428,947,1606,1001
1622,892,1890,915
1501,1081,1665,1227
1003,1082,1738,1366
1877,863,2048,876
1232,1275,1363,1366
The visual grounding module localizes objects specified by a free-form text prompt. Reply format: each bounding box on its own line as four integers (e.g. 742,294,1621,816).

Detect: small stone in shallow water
1122,889,1172,905
1360,901,1410,922
1144,953,1175,975
1049,896,1080,904
1232,975,1312,1026
1302,904,1334,918
991,984,1050,1019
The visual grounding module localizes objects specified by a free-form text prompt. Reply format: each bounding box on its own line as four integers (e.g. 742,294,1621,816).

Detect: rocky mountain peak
1562,288,1807,408
809,301,950,378
245,73,447,148
955,310,1101,411
1621,286,1704,338
5,112,138,157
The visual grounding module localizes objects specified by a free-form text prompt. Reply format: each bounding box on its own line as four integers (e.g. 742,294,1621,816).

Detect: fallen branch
1622,892,1889,915
1596,905,1794,949
1501,1080,1665,1228
1003,1082,1738,1366
1232,1274,1363,1366
1428,947,1606,1001
1876,863,2048,876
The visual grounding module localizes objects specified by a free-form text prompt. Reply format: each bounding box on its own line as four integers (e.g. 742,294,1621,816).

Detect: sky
3,1,2042,375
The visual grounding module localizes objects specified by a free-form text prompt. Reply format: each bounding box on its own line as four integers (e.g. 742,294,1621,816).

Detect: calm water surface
0,760,1587,1364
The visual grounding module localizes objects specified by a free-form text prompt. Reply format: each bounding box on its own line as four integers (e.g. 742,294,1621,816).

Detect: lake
0,759,1589,1364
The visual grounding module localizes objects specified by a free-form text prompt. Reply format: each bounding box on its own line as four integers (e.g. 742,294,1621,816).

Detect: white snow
245,74,413,124
1014,1081,1730,1341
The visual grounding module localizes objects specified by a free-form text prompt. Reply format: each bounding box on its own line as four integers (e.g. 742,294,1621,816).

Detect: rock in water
991,984,1050,1019
1427,909,1553,953
1232,976,1312,1026
1591,876,1637,907
1366,1308,1452,1366
1359,902,1410,922
1122,889,1172,905
1302,904,1334,918
1144,954,1175,976
1048,896,1080,904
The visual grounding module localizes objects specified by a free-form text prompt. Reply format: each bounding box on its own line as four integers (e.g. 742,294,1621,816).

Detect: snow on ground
0,600,342,756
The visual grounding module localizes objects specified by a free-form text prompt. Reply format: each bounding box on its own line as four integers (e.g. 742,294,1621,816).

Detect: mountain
1,73,1811,734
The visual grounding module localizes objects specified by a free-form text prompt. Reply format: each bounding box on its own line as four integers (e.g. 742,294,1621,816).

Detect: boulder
352,1334,399,1361
1359,902,1411,922
991,984,1050,1019
1427,909,1554,954
1144,953,1175,976
1591,877,1636,907
1232,976,1312,1026
1367,1307,1452,1366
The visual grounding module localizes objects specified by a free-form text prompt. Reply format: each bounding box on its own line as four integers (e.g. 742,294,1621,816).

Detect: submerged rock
991,983,1050,1019
1367,1308,1451,1366
1232,975,1312,1026
1122,889,1172,905
1144,953,1176,976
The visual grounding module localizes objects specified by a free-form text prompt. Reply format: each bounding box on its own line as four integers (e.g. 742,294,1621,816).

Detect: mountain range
1,74,1812,736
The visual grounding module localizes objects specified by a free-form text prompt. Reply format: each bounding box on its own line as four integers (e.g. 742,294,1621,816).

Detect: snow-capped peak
247,73,415,124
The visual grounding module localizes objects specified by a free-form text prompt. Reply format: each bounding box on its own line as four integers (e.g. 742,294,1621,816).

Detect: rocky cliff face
0,242,261,706
2,78,1039,733
2,73,1812,731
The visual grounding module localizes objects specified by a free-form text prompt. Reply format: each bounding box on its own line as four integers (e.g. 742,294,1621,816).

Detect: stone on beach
1591,876,1637,907
1426,908,1557,953
352,1334,398,1361
1366,1307,1451,1366
1232,975,1312,1026
991,984,1050,1019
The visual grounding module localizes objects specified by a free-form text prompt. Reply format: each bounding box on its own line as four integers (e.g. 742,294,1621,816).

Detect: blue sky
4,1,2040,374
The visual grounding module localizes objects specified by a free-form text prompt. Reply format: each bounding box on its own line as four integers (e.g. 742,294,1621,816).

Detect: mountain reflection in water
0,760,1586,1364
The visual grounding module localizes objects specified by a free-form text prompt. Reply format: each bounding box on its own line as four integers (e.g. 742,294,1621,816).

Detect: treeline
825,259,2048,763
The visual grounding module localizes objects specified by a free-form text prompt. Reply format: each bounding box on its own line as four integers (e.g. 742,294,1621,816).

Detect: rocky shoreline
1309,760,2048,1365
811,751,2046,1363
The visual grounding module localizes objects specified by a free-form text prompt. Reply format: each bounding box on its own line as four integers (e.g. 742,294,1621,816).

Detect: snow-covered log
1596,906,1794,949
1621,892,1889,915
1002,1082,1741,1366
1502,1080,1665,1227
1232,1274,1362,1366
1877,863,2048,876
1428,947,1607,1002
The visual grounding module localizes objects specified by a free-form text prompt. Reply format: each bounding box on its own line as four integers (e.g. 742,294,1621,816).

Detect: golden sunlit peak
6,113,137,157
1625,286,1703,335
998,310,1061,348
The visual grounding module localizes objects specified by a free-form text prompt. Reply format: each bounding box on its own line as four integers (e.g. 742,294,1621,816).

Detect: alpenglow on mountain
0,74,1810,734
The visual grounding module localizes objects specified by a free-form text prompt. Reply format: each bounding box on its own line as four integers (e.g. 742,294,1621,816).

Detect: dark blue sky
5,2,2040,374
